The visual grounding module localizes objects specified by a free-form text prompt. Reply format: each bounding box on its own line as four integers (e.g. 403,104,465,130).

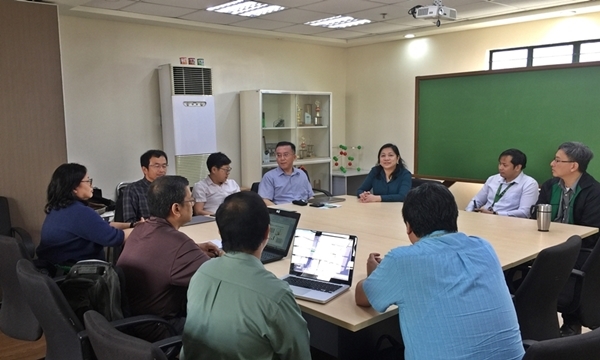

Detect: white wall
346,13,600,209
59,15,347,198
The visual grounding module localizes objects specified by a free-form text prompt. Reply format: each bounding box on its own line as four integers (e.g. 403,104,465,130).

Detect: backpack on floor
60,260,124,323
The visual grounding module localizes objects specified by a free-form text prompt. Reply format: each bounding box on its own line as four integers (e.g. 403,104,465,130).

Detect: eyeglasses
81,178,93,186
552,159,576,164
182,199,196,206
276,153,293,159
220,166,233,173
149,164,168,170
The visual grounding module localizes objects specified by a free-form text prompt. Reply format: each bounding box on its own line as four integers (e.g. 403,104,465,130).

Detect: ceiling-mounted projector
410,0,457,27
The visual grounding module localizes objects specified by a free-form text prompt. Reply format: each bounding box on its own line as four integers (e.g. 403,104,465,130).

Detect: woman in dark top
357,143,412,203
36,163,133,265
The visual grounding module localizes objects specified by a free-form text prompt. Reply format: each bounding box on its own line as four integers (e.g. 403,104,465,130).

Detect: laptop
260,208,301,264
183,215,216,226
280,229,358,304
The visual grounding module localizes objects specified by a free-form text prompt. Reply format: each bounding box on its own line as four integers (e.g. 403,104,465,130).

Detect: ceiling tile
299,0,383,15
260,8,329,23
179,10,244,24
267,0,326,7
352,21,415,34
81,0,136,11
458,1,517,19
141,0,223,10
347,4,413,21
120,2,197,17
317,28,366,39
230,18,295,30
276,24,333,34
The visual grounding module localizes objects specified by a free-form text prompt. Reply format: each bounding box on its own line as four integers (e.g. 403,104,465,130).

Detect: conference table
180,195,598,359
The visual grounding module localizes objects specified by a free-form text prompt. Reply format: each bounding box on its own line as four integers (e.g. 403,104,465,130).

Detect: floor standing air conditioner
158,64,216,184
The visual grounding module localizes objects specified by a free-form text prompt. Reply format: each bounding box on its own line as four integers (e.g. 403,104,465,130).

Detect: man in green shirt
180,191,311,360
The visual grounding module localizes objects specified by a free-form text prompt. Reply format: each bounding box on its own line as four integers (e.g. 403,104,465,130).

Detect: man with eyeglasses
258,141,313,205
535,141,600,336
466,148,538,218
122,149,169,225
192,152,240,216
117,175,221,342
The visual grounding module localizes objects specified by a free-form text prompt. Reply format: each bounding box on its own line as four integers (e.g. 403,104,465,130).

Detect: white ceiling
50,0,600,46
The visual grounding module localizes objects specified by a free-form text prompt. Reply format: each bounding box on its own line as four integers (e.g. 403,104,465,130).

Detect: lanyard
491,182,515,207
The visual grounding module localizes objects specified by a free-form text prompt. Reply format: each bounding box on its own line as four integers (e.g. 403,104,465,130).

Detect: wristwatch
129,221,135,228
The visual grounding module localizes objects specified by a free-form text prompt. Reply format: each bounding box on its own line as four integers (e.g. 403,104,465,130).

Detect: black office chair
16,259,179,360
251,182,260,193
558,236,600,332
0,235,42,341
0,196,35,258
113,182,130,223
84,310,182,360
410,178,437,189
512,235,581,341
522,327,600,360
299,167,334,197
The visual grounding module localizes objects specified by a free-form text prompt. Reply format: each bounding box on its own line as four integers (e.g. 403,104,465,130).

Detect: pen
473,200,477,211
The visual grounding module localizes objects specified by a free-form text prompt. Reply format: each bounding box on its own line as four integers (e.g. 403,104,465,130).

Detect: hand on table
198,242,225,258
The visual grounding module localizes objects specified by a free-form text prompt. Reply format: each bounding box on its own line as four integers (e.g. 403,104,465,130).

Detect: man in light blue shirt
466,148,538,217
355,183,524,360
258,141,314,205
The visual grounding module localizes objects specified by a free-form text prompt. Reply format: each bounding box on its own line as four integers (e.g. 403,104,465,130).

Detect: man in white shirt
192,152,240,216
466,148,538,218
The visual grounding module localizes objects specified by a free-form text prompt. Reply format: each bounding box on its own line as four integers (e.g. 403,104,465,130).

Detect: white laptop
280,229,358,304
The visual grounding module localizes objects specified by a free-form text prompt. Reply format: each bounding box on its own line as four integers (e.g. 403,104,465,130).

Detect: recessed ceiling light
405,34,415,38
207,0,285,17
305,15,371,29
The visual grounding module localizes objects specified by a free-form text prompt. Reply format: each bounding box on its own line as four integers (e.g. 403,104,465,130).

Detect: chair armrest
522,339,538,350
154,335,182,352
12,226,35,258
571,268,585,279
110,314,178,336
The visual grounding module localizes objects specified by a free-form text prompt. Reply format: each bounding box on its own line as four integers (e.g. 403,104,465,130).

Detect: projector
414,5,457,26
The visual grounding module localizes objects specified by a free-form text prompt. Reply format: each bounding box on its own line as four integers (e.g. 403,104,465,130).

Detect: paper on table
318,204,341,209
210,239,222,249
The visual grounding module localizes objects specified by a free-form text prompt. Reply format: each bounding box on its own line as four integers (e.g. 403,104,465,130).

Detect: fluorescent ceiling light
305,15,371,29
405,34,415,38
207,0,285,17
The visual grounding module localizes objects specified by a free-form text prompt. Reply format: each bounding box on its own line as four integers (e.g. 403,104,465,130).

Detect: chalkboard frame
414,61,600,184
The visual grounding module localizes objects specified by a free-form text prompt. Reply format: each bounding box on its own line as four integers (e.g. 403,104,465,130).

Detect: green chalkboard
415,62,600,184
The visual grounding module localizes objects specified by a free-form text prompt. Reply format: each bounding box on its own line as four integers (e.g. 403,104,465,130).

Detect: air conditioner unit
158,64,217,183
414,5,457,21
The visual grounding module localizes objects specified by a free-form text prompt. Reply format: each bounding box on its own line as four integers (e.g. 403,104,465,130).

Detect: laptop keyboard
261,252,278,261
284,277,342,293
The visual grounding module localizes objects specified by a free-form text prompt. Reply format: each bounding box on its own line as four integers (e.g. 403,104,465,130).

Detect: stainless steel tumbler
536,204,552,232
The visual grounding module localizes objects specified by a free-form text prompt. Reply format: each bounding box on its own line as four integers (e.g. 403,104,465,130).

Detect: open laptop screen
267,209,300,252
290,229,357,284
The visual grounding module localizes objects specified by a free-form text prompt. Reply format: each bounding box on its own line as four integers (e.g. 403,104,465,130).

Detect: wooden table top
180,195,598,332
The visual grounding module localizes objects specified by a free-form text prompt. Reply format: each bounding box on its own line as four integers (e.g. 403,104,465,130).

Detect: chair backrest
16,259,91,360
578,238,600,327
522,327,600,360
113,182,130,223
0,235,41,341
514,235,581,341
411,178,437,189
84,310,168,360
251,182,260,193
0,196,12,237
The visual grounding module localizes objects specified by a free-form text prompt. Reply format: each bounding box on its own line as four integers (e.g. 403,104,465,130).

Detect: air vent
172,66,212,95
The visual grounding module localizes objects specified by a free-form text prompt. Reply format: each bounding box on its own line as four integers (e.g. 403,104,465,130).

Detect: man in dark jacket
536,141,600,336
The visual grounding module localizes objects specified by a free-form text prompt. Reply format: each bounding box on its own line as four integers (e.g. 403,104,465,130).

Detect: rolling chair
522,327,600,360
84,310,182,360
0,196,35,258
0,235,42,341
512,236,581,341
16,259,179,360
558,237,600,333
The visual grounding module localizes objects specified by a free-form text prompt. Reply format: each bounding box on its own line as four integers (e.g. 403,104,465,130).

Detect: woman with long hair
36,163,133,265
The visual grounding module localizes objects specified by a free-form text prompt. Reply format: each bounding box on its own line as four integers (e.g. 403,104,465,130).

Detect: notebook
183,215,216,226
308,195,346,204
260,208,301,264
280,229,358,304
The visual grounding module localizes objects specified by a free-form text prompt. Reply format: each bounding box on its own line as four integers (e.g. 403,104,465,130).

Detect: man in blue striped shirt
355,183,524,360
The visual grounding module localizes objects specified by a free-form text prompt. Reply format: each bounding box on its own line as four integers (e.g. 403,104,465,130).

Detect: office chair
299,167,334,197
558,236,600,331
251,182,260,193
411,178,437,189
0,235,42,341
522,327,600,360
512,235,581,341
0,196,35,258
84,310,182,360
113,182,130,223
16,259,179,360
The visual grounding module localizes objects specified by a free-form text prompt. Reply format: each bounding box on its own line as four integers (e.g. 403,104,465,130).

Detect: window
489,39,600,70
